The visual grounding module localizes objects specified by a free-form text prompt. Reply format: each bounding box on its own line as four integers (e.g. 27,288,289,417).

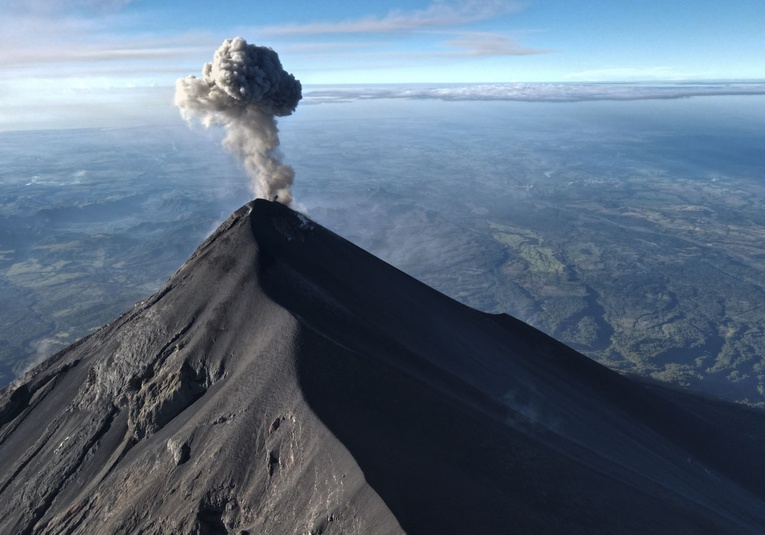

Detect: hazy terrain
2,93,765,405
0,127,248,383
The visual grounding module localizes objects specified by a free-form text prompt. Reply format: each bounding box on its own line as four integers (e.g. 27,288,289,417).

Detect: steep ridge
0,199,764,534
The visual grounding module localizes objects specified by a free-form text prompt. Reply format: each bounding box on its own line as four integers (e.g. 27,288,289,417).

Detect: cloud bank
304,82,765,104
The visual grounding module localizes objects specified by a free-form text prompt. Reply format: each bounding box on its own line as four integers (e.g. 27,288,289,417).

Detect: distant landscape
2,93,765,406
0,127,248,383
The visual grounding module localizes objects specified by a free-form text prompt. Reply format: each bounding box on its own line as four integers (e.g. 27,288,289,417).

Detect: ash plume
175,37,302,205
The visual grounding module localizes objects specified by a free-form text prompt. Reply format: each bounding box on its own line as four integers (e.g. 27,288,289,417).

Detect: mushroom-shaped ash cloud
176,37,302,205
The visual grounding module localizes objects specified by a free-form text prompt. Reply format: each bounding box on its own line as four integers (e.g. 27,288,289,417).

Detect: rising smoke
175,37,302,205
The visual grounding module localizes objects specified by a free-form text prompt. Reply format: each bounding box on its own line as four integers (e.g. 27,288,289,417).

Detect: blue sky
1,0,764,130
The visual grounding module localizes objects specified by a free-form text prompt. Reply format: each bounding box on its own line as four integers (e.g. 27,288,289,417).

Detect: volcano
1,199,765,534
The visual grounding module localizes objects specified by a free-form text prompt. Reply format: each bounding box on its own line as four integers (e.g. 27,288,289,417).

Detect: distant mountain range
1,199,765,534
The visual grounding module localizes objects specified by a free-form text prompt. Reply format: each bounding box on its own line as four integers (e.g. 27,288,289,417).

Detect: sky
1,0,764,130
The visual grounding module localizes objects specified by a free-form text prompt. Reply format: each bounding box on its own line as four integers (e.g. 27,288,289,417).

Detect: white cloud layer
0,4,213,78
304,82,765,104
259,0,523,35
443,33,552,57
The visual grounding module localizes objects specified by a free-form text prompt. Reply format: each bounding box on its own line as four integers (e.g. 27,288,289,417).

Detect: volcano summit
1,200,765,534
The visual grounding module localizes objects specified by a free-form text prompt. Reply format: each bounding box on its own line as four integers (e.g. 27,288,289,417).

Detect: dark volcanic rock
1,199,765,534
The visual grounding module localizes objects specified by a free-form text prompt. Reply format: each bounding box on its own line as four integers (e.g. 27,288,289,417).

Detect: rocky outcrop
0,203,400,534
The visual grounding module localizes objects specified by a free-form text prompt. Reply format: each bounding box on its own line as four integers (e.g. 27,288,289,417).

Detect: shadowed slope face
251,201,765,534
1,199,765,534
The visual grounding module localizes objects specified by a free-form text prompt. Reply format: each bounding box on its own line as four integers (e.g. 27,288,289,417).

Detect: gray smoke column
175,37,302,205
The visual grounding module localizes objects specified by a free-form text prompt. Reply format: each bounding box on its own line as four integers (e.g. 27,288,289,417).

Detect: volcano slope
2,200,765,534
